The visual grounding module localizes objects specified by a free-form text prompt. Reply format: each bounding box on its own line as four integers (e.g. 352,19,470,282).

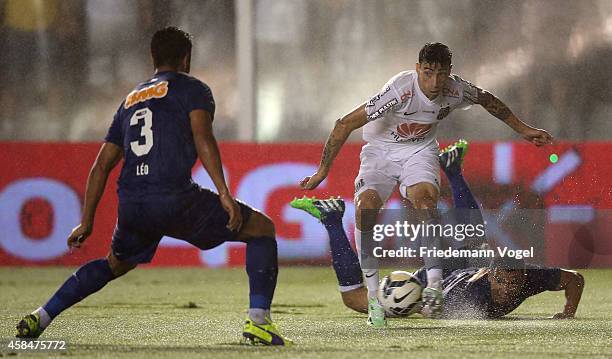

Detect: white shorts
354,144,440,203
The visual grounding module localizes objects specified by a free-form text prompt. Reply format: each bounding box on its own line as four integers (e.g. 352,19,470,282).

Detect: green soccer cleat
439,138,469,172
242,318,293,346
290,196,322,220
16,313,45,338
290,196,345,222
421,287,444,319
367,297,387,328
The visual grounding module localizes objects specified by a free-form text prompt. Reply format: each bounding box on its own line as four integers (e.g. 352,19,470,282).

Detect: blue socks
321,216,363,290
444,168,479,210
245,236,278,310
443,159,487,271
43,259,115,320
38,239,279,326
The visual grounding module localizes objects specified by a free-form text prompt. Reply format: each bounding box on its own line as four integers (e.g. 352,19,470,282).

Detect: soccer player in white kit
300,43,552,327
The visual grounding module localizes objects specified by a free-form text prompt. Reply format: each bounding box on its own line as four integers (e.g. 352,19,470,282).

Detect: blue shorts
111,185,254,264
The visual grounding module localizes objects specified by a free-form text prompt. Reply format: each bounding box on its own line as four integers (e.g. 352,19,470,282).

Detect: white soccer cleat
421,287,443,318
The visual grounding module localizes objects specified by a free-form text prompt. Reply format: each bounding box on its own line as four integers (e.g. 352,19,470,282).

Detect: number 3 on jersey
130,108,153,156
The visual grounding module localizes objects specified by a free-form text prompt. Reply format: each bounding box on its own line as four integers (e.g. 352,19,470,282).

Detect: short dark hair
418,42,452,67
151,26,192,69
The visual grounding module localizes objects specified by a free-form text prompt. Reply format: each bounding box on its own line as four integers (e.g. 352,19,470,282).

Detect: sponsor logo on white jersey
392,122,433,142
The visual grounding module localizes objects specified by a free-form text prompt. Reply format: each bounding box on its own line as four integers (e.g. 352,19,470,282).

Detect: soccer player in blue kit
16,27,291,346
292,140,584,320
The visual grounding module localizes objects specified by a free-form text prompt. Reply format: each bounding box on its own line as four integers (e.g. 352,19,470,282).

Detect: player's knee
355,191,383,230
251,211,275,237
411,195,440,222
239,211,276,240
107,253,137,278
411,189,437,209
260,214,276,237
356,190,383,211
405,183,439,209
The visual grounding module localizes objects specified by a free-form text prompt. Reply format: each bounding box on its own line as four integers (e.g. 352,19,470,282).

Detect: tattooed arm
300,105,369,190
476,88,553,146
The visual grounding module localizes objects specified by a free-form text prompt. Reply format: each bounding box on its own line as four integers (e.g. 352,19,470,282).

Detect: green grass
1,267,611,358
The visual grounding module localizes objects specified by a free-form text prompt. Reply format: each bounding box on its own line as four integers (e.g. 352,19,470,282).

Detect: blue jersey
416,264,561,318
105,72,215,200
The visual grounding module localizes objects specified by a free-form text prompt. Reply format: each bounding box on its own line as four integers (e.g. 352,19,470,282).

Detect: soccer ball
378,270,423,317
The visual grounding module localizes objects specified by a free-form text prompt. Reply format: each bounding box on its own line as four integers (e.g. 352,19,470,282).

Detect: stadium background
1,0,611,268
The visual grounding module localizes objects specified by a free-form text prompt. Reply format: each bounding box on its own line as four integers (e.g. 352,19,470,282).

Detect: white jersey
363,71,478,160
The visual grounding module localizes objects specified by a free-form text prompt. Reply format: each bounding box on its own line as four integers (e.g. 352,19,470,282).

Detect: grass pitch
1,267,611,358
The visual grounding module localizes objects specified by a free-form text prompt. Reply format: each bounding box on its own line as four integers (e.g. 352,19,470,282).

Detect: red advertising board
0,142,610,267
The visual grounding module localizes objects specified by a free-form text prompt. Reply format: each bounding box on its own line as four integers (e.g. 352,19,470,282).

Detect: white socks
426,268,443,290
248,308,271,325
354,227,379,299
34,307,51,329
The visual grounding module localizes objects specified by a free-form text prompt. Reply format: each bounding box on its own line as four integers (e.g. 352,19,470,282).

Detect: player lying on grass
292,141,584,319
16,27,290,345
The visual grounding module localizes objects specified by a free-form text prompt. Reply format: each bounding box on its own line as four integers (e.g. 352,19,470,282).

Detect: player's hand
521,127,553,147
220,192,243,232
67,223,92,249
300,172,326,190
551,312,575,319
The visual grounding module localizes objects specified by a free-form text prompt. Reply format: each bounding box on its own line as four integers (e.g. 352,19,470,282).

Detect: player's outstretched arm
68,142,123,249
190,109,242,231
475,87,553,146
552,269,585,319
300,105,369,190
